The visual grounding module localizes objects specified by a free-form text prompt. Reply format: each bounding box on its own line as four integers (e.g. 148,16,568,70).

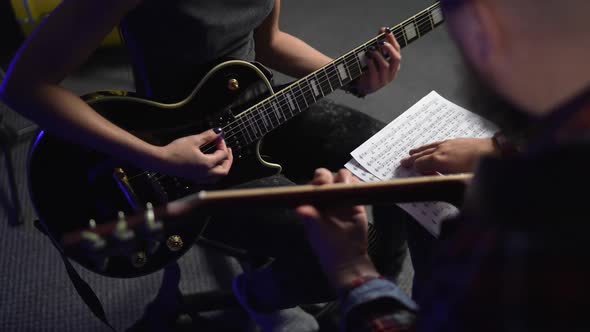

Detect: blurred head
441,0,590,116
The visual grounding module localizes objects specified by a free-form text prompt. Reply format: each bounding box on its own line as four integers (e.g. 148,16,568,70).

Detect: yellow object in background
9,0,123,48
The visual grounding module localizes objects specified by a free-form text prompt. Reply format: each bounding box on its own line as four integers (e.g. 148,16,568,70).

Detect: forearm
1,82,162,168
0,0,158,167
255,31,332,78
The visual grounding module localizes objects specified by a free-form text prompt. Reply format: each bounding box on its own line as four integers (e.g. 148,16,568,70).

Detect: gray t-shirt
121,0,274,101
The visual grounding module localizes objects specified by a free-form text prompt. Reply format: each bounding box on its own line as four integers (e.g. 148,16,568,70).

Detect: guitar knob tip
131,251,147,268
166,235,184,252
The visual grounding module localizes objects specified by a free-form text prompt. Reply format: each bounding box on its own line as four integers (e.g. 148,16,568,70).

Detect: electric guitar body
28,60,281,277
27,2,446,277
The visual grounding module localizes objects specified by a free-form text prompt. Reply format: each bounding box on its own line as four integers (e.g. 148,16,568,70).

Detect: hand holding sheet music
345,91,498,236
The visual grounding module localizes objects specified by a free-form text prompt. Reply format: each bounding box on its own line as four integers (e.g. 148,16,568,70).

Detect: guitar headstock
61,200,205,278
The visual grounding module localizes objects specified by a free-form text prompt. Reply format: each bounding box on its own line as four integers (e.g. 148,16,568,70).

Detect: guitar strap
34,219,117,332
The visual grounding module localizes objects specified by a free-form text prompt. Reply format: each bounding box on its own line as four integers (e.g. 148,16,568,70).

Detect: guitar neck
61,173,470,247
228,2,444,146
187,172,467,208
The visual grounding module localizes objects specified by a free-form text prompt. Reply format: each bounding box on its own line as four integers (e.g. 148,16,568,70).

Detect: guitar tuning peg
144,202,163,232
130,251,148,268
139,202,164,255
114,211,134,241
80,231,106,251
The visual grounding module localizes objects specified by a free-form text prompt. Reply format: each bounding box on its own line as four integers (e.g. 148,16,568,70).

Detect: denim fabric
341,278,417,318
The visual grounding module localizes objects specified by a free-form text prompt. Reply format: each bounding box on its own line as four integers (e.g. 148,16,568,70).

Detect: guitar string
141,30,388,183
147,14,438,184
128,13,438,183
157,12,438,162
148,14,437,183
201,16,440,152
198,14,437,152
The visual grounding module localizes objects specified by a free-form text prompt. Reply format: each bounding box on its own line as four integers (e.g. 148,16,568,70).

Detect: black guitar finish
28,61,278,278
27,2,445,277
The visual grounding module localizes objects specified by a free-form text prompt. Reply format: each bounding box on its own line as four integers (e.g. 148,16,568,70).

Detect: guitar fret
325,65,341,90
331,62,344,87
403,21,418,41
292,89,305,111
263,104,273,132
278,94,292,119
285,92,297,112
262,102,275,127
224,2,442,149
345,53,362,79
259,105,271,131
336,62,349,81
279,94,293,119
245,112,259,138
302,80,317,106
311,72,326,97
351,52,363,77
356,49,368,68
431,6,444,26
240,116,254,143
416,11,433,36
308,78,321,98
294,82,309,109
319,68,333,95
413,16,421,38
344,58,355,83
252,109,264,137
268,103,279,128
393,27,408,48
265,106,277,128
271,99,284,122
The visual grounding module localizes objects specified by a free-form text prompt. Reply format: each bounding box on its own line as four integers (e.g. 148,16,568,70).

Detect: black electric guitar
28,3,445,277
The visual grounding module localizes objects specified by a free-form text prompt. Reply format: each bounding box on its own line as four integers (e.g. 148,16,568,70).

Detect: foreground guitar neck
193,173,468,208
61,173,470,247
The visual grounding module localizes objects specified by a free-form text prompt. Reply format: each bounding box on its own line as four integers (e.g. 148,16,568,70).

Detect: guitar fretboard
223,2,444,151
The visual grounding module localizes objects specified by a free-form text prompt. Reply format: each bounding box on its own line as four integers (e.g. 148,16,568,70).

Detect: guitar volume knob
131,251,148,268
228,78,239,91
166,235,184,251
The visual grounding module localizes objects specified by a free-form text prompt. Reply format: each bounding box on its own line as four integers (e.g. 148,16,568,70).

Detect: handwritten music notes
345,91,498,237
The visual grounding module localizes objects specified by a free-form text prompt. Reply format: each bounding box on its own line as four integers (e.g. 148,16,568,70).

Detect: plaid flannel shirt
341,134,590,332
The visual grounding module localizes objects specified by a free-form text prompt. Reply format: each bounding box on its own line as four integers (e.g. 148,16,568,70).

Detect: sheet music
346,91,498,237
344,159,381,182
